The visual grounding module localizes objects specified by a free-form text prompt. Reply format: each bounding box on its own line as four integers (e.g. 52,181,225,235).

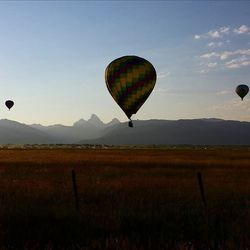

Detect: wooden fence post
197,172,206,207
72,169,80,211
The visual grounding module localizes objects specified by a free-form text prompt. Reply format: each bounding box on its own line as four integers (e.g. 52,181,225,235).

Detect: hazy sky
0,1,249,125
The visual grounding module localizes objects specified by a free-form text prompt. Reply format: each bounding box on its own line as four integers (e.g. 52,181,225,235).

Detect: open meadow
0,146,249,249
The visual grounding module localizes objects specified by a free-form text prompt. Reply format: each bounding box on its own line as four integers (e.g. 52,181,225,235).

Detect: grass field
0,147,249,249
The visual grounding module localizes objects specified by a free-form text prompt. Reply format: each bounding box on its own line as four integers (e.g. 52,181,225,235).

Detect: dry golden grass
0,147,249,249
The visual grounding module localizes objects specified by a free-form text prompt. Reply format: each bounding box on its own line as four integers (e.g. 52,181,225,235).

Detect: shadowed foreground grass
0,147,249,249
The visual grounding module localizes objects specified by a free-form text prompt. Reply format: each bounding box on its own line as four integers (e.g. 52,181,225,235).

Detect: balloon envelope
5,100,14,110
235,84,249,100
105,55,157,119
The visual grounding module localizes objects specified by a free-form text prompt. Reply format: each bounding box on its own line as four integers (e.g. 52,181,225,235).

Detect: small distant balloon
105,55,157,127
235,84,249,100
5,100,14,110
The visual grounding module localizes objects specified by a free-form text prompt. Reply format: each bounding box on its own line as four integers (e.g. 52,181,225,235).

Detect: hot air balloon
5,100,14,110
235,84,249,100
105,55,157,127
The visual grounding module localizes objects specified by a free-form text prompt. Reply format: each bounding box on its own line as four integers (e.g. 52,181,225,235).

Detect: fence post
72,169,80,211
197,172,206,207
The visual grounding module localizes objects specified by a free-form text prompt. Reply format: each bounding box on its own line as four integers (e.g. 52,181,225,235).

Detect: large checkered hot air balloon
105,55,157,127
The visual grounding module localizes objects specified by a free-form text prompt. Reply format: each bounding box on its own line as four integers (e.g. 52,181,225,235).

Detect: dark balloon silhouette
105,55,157,127
5,100,14,110
235,84,249,100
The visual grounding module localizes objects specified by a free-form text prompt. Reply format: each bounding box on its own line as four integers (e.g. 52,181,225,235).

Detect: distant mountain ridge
0,115,249,145
79,118,250,146
0,119,57,144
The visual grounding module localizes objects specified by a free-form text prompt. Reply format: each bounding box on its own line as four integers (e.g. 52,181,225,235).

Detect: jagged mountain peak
73,118,88,127
73,115,120,127
87,114,104,127
107,118,120,126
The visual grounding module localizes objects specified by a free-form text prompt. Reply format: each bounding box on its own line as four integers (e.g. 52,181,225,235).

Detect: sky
0,1,249,125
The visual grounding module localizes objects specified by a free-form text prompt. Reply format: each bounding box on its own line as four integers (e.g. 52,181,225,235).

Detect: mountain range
0,114,249,145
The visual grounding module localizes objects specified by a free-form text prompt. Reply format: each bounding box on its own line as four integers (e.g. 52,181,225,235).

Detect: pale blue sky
0,1,249,125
